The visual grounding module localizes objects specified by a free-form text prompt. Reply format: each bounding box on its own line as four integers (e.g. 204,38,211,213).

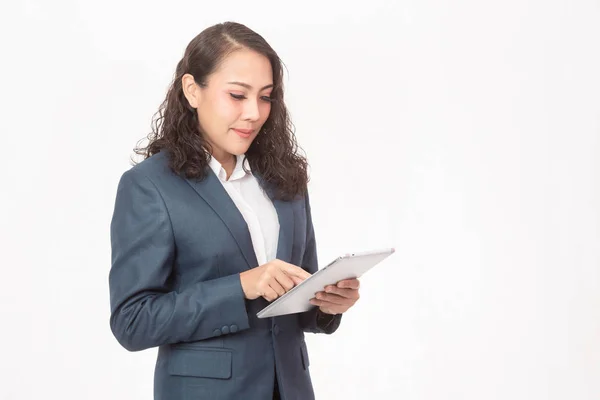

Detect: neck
213,152,236,180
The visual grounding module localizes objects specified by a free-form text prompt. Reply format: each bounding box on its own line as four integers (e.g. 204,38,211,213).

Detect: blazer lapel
272,198,294,263
183,163,296,268
184,171,259,270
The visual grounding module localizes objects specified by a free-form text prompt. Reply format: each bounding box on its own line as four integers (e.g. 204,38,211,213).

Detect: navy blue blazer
109,151,341,400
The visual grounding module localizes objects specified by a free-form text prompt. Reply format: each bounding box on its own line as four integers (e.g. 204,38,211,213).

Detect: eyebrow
227,81,274,90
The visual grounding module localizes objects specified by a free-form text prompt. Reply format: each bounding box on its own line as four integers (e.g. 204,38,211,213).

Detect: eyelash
230,93,273,103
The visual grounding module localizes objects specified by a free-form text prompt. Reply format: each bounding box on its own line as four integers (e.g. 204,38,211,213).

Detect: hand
309,278,360,315
240,259,311,301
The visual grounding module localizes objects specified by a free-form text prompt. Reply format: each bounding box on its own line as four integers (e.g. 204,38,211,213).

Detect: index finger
280,262,312,280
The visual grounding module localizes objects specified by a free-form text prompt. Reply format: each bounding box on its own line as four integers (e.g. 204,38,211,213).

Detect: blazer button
213,329,222,337
221,326,230,335
230,324,238,333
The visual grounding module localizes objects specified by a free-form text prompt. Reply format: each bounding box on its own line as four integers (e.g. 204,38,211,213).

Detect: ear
181,73,201,108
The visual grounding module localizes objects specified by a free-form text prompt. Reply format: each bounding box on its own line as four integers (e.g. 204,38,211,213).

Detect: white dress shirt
208,154,280,266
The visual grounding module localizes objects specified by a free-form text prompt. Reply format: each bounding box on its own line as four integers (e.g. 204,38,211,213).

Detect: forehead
209,48,273,87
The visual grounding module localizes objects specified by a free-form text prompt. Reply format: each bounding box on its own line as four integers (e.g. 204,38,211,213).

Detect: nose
241,99,260,122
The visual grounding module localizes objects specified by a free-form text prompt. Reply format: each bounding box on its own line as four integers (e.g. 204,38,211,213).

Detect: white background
1,0,598,399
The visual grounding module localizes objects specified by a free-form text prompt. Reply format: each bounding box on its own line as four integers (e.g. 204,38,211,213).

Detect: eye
230,93,246,100
261,96,273,103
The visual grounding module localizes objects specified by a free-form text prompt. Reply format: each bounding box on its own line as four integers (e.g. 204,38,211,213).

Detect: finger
324,286,360,299
336,278,360,289
285,267,311,281
314,292,353,306
261,286,279,302
291,276,304,286
319,307,339,315
279,261,311,280
269,279,287,297
337,278,360,289
274,271,295,292
310,299,344,313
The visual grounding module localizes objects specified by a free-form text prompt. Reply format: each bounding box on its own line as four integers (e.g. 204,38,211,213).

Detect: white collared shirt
208,154,280,266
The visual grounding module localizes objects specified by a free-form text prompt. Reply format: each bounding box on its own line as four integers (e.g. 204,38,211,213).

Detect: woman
108,22,360,400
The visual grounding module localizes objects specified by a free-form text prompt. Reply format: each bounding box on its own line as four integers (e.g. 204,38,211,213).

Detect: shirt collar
208,154,251,182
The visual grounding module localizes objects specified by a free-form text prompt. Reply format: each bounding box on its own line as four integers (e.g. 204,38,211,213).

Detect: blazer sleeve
108,169,250,352
298,193,342,334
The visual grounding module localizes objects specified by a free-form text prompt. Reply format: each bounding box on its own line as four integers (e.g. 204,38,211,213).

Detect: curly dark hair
134,22,308,201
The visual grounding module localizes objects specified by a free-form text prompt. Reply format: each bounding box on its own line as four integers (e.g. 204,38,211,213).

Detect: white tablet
256,247,395,318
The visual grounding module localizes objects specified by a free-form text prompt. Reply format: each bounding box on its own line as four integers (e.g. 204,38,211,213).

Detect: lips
232,128,254,138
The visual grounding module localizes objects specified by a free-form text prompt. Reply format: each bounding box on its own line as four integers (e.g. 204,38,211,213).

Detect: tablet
256,247,395,318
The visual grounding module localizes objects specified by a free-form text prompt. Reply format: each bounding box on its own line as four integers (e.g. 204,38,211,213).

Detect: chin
228,143,253,156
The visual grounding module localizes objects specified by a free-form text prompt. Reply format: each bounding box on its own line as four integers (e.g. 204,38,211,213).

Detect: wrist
239,271,253,300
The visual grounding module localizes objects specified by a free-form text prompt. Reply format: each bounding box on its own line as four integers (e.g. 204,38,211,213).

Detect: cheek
198,99,234,134
213,96,242,123
259,103,272,121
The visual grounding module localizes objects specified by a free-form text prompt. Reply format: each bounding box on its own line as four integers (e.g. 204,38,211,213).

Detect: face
182,48,274,165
